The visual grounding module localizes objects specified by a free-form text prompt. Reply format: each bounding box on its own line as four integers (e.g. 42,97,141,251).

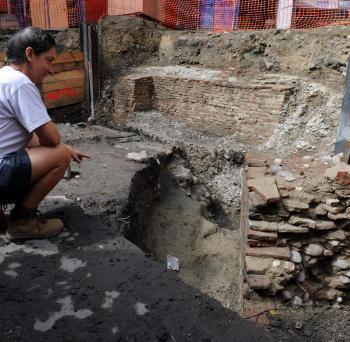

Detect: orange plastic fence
1,0,350,31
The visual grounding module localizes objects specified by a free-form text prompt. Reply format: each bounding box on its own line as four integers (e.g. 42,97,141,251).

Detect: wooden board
43,68,85,108
51,61,84,74
44,69,84,83
52,52,83,64
42,77,84,92
44,86,85,109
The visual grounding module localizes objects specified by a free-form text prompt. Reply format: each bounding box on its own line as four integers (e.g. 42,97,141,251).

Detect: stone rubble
242,153,350,304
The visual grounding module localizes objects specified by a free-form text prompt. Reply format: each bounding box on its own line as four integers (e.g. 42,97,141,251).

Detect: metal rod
82,23,91,119
87,24,95,123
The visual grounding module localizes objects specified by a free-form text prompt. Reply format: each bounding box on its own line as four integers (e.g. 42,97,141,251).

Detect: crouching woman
0,27,89,241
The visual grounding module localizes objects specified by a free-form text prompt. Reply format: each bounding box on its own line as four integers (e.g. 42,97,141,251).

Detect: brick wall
114,73,292,144
153,77,290,143
113,76,153,125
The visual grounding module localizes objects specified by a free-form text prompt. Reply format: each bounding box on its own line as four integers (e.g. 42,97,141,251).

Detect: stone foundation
242,152,350,308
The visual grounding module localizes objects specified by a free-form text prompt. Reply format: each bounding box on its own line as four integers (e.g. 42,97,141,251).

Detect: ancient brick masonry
241,153,350,305
113,72,292,144
113,76,154,125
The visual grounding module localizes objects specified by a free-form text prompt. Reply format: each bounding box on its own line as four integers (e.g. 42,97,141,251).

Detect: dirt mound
159,26,350,90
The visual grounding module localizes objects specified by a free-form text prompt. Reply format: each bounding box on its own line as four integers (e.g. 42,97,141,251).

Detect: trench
125,153,243,312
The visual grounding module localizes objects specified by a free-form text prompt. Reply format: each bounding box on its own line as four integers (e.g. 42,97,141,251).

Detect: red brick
247,229,277,241
246,246,291,260
246,275,271,289
335,171,350,185
247,177,280,203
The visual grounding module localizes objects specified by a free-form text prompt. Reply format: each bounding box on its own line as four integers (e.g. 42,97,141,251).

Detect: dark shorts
0,149,32,203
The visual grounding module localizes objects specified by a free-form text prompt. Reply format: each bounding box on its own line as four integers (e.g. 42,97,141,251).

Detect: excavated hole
125,155,242,311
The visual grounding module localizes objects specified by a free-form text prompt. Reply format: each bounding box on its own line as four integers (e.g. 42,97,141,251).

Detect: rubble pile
242,152,350,305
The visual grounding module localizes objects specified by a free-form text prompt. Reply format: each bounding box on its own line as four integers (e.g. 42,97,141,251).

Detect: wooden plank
43,69,84,83
42,78,84,92
44,86,84,109
52,52,83,64
0,52,83,64
51,61,84,74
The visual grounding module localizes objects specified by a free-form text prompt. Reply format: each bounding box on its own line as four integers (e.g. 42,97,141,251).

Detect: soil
158,26,350,90
137,167,241,312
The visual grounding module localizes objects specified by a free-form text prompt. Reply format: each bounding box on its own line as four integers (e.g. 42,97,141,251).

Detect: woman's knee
56,144,71,168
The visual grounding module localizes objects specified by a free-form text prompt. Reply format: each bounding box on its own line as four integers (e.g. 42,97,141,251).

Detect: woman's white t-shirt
0,66,51,159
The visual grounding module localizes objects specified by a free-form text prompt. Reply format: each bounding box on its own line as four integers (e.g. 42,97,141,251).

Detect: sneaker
6,213,64,242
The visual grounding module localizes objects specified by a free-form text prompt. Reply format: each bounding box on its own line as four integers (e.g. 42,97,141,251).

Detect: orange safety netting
0,0,350,30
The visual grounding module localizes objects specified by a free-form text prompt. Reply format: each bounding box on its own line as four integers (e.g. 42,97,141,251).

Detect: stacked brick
242,153,350,304
113,71,292,145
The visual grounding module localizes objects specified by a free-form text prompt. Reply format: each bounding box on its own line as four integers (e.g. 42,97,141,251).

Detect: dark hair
6,27,56,65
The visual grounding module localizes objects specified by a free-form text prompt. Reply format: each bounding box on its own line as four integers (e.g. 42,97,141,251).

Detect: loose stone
324,249,333,256
282,290,292,301
314,220,336,230
314,204,328,216
304,244,324,257
297,271,306,283
247,229,278,241
292,296,303,306
278,223,309,234
248,192,266,208
247,177,280,203
246,246,291,260
282,199,309,211
249,220,279,232
291,250,302,263
327,212,348,220
327,230,346,241
332,258,350,270
326,198,340,207
247,167,267,179
323,204,344,214
277,170,296,182
246,275,271,289
274,158,283,166
245,256,273,274
339,276,350,285
271,260,295,273
288,216,316,228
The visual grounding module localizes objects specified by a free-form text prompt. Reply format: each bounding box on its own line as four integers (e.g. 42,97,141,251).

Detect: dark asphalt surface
0,205,274,342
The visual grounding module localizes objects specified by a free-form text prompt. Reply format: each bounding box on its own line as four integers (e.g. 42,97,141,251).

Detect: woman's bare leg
21,143,71,209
